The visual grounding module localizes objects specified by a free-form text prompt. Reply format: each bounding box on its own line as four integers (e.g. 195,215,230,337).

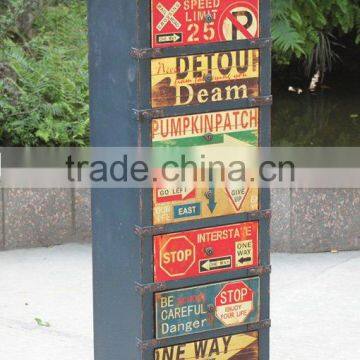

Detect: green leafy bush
272,0,360,68
0,2,88,145
0,0,27,39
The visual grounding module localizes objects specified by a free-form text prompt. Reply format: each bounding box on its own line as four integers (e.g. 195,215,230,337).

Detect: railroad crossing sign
156,2,182,31
215,281,255,326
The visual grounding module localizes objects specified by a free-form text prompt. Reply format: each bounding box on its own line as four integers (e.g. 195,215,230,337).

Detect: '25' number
187,23,215,42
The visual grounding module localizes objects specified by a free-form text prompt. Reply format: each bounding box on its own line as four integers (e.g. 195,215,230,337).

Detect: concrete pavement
0,244,359,359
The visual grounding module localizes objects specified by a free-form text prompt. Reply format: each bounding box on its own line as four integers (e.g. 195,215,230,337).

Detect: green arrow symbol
207,179,217,213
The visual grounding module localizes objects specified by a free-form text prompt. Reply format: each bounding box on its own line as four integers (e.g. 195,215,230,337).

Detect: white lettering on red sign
159,236,196,277
215,281,254,326
156,2,182,31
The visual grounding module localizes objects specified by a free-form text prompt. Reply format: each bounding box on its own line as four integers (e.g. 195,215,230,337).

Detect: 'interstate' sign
151,49,259,108
151,0,260,48
152,107,259,225
155,277,260,339
155,331,259,360
153,221,259,282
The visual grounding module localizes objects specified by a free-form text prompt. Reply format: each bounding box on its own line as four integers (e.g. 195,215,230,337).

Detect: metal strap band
130,37,272,59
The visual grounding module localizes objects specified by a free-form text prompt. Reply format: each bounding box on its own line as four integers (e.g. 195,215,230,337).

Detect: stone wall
271,188,360,252
0,189,91,250
0,188,359,252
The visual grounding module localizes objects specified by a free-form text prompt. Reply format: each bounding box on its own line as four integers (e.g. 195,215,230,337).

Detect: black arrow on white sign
199,256,232,272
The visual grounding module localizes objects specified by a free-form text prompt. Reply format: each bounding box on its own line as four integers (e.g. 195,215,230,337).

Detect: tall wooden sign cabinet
90,1,271,359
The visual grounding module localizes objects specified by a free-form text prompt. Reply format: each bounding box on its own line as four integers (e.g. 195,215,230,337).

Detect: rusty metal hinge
134,225,165,237
135,281,166,295
248,265,272,277
130,47,162,59
249,95,273,106
252,37,272,48
248,209,271,220
137,338,160,351
262,209,272,220
133,108,165,121
247,319,272,331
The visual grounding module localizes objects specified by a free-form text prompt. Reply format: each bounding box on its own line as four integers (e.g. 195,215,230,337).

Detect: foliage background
0,0,88,145
0,0,359,145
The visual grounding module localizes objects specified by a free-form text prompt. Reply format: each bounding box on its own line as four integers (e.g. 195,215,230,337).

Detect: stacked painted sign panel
151,50,259,108
155,278,260,339
155,331,259,360
153,222,259,282
152,108,260,225
151,0,260,48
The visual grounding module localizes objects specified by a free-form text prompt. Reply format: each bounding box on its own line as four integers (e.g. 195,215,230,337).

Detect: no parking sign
219,1,259,41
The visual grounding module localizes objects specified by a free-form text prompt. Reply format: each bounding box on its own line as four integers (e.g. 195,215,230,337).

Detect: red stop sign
159,236,195,277
215,281,254,326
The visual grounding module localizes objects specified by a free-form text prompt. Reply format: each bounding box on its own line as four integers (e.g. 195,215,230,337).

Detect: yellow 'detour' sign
151,49,259,108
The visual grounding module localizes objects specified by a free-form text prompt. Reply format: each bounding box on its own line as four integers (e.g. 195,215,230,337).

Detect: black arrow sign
199,256,232,272
238,256,252,264
156,33,182,44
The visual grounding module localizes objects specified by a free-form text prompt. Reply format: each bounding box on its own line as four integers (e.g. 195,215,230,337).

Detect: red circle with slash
218,1,259,41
